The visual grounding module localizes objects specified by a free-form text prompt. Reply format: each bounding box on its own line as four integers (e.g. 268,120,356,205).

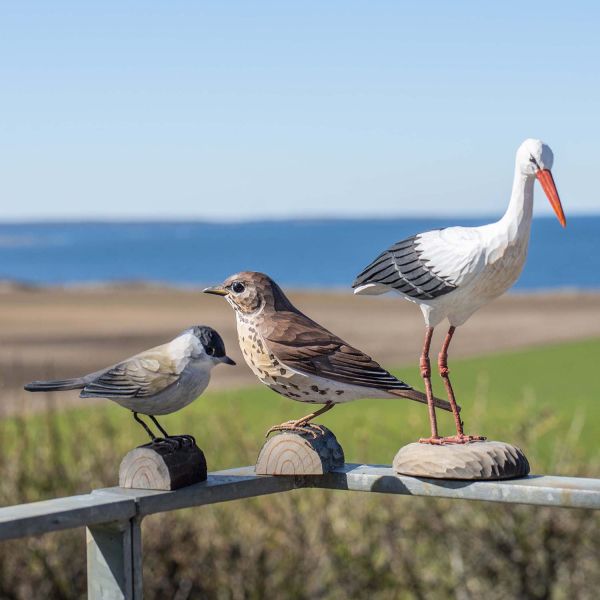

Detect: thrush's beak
536,169,566,228
220,355,236,366
203,285,228,296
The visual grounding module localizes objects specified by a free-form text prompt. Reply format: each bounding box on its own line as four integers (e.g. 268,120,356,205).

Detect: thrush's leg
437,326,485,444
133,412,157,442
292,403,336,435
419,327,442,444
266,402,335,438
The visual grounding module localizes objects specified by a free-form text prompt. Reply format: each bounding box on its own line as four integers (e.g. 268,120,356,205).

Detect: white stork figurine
353,138,566,444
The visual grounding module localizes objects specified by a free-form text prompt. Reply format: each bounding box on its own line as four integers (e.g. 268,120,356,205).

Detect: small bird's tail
24,378,86,393
388,388,460,413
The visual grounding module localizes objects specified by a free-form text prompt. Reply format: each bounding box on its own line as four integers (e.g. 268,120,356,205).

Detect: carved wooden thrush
204,271,455,436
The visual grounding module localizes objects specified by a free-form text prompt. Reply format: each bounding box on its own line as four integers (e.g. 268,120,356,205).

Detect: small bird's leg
148,415,196,448
419,327,442,444
133,412,157,442
149,415,169,438
438,326,485,444
266,403,335,438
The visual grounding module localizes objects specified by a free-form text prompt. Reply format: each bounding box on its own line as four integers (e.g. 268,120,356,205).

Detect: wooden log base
255,425,344,476
119,436,207,490
393,440,530,480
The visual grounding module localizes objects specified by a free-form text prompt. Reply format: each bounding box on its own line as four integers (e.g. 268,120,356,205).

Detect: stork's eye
529,154,539,167
232,281,245,294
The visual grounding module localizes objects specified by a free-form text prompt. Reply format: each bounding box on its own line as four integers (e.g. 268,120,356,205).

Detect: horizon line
0,212,598,226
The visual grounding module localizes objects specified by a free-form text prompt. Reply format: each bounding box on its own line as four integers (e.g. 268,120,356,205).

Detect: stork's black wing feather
353,234,457,300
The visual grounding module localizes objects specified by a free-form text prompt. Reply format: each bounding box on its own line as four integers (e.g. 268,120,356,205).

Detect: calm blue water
0,217,598,290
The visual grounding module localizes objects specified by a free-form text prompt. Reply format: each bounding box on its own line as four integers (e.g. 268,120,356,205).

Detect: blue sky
1,1,598,221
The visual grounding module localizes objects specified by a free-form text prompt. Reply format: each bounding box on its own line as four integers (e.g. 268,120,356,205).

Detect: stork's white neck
498,167,535,242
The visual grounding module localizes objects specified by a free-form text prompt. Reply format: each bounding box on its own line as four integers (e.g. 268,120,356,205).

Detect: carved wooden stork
353,139,566,444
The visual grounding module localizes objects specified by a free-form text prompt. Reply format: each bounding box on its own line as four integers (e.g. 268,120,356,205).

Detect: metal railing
2,464,600,599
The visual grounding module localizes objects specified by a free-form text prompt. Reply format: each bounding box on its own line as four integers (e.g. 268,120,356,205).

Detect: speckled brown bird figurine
204,271,456,436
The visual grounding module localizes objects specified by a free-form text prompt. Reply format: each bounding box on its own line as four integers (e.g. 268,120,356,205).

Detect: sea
0,216,598,290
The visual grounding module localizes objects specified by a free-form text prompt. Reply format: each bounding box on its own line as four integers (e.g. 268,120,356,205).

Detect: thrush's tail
388,388,459,413
24,378,86,393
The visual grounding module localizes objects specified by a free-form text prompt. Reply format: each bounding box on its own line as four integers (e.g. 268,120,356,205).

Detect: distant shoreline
1,214,599,226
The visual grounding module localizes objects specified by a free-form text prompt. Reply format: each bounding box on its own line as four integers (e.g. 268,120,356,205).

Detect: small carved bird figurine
353,138,566,444
24,326,235,442
204,271,455,436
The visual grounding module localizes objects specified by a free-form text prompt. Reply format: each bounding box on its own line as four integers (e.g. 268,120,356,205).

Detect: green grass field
6,337,599,481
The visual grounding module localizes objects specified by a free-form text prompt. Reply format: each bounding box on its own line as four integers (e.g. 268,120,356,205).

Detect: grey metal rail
2,464,600,599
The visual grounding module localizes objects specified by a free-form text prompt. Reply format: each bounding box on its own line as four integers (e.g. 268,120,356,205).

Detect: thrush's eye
232,281,245,294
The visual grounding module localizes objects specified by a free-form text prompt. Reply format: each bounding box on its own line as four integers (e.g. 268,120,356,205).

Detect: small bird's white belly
110,362,210,416
236,314,393,405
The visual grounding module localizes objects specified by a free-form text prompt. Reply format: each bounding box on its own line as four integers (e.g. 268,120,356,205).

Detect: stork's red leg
438,327,463,434
438,326,485,444
419,327,442,444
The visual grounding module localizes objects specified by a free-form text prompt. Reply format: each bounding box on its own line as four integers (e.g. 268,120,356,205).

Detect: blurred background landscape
1,1,599,598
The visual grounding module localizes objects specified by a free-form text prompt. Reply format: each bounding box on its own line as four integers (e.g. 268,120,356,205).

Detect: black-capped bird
24,326,235,441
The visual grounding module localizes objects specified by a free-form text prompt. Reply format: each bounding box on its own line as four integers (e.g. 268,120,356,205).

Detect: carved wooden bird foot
418,436,446,445
419,434,486,445
439,434,487,444
265,421,320,439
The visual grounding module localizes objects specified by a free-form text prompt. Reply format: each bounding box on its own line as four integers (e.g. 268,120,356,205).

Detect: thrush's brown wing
260,310,456,411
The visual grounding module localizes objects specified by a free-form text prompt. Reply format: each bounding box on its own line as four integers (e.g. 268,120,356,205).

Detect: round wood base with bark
393,440,530,480
119,436,207,490
255,425,345,475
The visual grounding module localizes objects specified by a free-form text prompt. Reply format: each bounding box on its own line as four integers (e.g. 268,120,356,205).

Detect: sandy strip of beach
1,285,599,415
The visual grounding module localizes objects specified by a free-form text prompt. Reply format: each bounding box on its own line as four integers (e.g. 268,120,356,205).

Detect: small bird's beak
220,355,236,366
536,169,566,228
203,285,228,296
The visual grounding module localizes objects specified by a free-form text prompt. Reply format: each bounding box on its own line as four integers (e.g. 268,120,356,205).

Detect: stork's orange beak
536,169,566,228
